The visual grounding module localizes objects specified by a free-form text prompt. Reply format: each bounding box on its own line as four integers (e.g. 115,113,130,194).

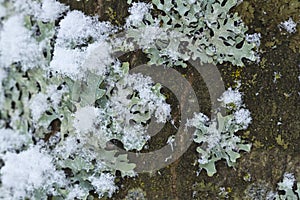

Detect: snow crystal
54,136,82,159
125,2,152,27
186,112,210,128
121,125,150,151
0,128,30,154
133,25,166,49
66,185,88,200
0,15,41,70
29,93,49,123
0,145,66,199
279,17,297,33
246,33,261,47
89,173,117,198
108,73,170,124
218,87,243,109
234,108,252,129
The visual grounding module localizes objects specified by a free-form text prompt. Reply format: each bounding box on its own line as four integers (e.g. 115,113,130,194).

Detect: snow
0,15,41,70
56,10,112,48
246,33,261,47
218,87,243,109
83,41,113,76
66,185,88,200
50,47,84,79
186,112,209,128
89,173,117,198
50,42,112,79
0,3,6,18
108,72,171,124
125,2,153,27
54,136,82,159
0,67,6,104
0,145,66,199
131,25,165,50
39,0,68,22
0,128,30,154
13,0,68,22
29,93,49,123
280,173,296,189
51,10,113,79
279,17,297,33
46,84,67,108
234,108,252,129
73,106,99,133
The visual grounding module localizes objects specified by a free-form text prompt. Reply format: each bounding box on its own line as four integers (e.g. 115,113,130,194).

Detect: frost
46,84,67,108
89,173,117,198
279,17,297,33
0,145,66,199
0,67,6,104
126,2,153,28
0,15,41,70
53,136,81,159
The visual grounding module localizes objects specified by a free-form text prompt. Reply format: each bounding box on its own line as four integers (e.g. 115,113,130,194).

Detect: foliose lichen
186,88,252,176
124,0,259,68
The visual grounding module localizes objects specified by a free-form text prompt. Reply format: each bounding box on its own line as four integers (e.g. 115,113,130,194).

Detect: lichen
124,0,259,68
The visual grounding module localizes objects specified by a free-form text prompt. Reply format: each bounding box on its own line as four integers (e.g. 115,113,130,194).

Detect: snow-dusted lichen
0,145,67,200
0,0,170,198
186,88,252,176
124,0,260,68
275,173,300,200
0,0,257,198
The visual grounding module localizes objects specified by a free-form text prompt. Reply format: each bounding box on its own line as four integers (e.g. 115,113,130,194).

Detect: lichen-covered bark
59,0,300,199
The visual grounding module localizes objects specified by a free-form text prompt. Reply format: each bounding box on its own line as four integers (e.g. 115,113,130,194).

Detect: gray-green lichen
124,0,259,68
187,112,251,176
